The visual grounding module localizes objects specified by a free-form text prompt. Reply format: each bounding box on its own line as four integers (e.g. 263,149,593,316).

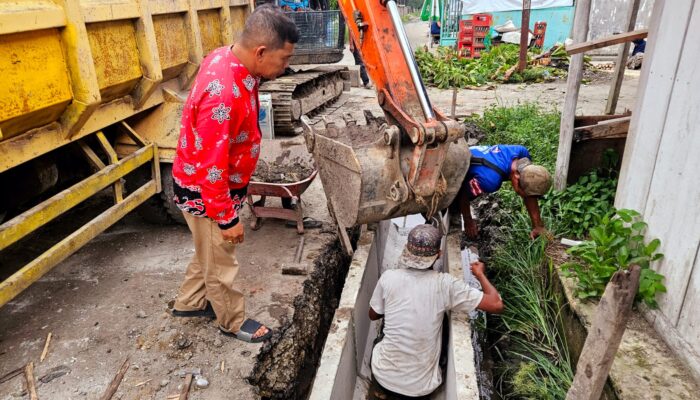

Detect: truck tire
127,164,186,225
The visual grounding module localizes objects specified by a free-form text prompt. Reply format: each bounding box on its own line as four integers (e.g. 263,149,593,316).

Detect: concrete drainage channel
291,215,481,399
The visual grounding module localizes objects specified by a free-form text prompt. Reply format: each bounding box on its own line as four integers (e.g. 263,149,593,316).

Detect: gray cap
399,224,441,270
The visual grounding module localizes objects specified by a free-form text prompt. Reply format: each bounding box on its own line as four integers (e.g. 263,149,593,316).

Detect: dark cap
400,224,441,269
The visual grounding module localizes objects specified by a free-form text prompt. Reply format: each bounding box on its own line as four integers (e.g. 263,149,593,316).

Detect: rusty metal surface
305,114,469,227
86,19,142,100
229,5,249,41
153,13,189,81
198,9,222,55
0,29,73,139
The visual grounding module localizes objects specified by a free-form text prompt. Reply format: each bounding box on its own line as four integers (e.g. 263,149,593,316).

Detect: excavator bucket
303,113,469,228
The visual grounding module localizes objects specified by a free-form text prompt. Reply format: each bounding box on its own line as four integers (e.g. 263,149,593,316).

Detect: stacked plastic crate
457,13,491,59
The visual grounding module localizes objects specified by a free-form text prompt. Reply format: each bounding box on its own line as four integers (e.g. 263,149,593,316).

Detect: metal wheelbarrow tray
246,138,318,234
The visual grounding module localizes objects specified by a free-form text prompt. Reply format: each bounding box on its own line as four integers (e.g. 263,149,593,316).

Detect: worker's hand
470,261,486,277
529,226,549,240
465,219,479,239
222,223,245,245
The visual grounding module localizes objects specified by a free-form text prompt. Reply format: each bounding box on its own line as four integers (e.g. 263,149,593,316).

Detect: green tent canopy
421,0,442,21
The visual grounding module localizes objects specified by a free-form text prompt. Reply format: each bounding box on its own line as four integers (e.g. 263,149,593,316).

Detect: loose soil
249,236,353,399
252,158,315,184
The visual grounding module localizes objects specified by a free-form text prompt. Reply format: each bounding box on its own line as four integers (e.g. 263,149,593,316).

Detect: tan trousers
174,212,245,332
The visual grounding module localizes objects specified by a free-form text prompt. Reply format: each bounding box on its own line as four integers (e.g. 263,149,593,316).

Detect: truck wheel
127,164,186,225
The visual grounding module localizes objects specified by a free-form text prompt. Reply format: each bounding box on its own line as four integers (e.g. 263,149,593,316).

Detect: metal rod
386,0,435,121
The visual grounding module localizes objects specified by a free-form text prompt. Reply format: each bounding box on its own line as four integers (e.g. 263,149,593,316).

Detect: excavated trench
249,234,355,399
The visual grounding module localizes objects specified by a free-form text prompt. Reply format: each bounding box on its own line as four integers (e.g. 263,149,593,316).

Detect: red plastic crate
459,19,473,31
472,13,492,27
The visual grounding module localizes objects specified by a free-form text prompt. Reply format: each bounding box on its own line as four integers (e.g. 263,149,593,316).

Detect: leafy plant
562,209,666,307
415,45,566,89
543,172,617,239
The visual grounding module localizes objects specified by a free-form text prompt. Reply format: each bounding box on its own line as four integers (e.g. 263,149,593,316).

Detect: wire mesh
285,10,346,51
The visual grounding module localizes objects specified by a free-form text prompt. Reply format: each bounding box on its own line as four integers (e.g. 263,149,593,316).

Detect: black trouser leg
353,47,370,86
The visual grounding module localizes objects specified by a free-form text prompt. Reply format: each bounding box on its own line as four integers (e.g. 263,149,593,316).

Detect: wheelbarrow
247,170,318,234
247,137,319,234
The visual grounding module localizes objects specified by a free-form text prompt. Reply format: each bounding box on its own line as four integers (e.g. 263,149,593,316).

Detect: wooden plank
178,373,193,400
639,2,700,324
566,29,648,55
574,112,630,128
614,0,691,213
99,357,130,400
573,117,630,142
554,0,592,190
605,0,642,115
566,266,641,400
24,362,38,400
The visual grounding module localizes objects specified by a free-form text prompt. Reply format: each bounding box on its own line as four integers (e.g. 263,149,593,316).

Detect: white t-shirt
369,268,484,397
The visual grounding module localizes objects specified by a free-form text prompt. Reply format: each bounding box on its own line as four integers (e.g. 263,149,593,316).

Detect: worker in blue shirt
455,145,552,239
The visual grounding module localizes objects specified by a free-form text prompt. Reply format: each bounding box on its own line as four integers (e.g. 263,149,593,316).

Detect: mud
249,236,354,399
314,110,387,148
252,158,315,184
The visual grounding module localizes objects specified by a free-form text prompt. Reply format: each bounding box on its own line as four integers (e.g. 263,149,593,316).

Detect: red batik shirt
172,46,261,229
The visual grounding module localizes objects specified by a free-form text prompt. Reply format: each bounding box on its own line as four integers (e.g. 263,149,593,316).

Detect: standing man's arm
194,87,245,243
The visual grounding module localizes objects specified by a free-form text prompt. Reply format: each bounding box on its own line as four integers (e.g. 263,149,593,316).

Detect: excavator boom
303,0,469,228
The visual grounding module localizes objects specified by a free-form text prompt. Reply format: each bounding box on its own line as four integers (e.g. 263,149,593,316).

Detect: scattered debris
160,379,170,387
174,368,201,378
99,357,130,400
281,263,308,276
134,379,151,387
40,332,52,363
136,310,148,319
176,336,192,350
39,365,71,384
24,362,38,400
194,376,209,389
220,361,225,373
0,366,23,384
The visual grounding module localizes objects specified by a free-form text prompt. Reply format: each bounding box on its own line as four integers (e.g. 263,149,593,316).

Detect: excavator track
260,65,349,136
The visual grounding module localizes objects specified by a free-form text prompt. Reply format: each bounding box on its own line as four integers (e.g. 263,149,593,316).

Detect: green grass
472,104,574,398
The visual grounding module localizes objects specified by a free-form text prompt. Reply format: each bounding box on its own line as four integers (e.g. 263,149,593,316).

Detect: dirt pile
252,159,314,184
249,237,353,399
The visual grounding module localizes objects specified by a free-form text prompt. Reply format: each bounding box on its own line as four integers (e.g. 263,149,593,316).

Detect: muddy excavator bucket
303,113,469,228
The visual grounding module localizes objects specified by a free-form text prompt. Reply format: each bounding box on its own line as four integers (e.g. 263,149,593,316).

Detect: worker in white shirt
368,224,503,399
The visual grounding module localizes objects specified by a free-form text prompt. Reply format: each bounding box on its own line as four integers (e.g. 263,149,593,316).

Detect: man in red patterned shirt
170,4,298,343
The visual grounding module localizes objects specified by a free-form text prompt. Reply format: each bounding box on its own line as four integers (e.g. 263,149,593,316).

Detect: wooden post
566,265,641,400
554,0,592,190
605,0,642,114
518,0,532,73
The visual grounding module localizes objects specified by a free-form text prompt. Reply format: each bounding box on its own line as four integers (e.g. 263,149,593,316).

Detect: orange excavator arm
340,0,465,194
302,0,469,230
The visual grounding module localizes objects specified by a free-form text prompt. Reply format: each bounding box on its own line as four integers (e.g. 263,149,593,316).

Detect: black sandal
171,301,216,318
